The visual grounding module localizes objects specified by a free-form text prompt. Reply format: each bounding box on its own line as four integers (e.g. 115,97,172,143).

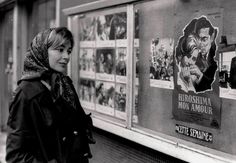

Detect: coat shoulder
17,80,47,100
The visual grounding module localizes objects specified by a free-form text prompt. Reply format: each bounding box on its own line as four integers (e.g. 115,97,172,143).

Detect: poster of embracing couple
176,16,218,93
173,13,222,129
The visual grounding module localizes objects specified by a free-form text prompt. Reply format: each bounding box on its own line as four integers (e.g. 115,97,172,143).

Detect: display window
74,7,129,124
65,0,236,162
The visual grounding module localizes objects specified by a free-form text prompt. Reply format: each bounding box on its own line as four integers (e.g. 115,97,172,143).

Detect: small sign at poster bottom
175,124,213,143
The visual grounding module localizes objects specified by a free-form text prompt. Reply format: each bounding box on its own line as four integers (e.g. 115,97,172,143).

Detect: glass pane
0,9,13,130
131,0,236,155
133,9,140,124
132,0,175,129
77,7,128,123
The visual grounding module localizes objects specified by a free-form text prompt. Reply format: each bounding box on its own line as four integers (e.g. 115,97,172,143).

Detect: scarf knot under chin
50,72,76,109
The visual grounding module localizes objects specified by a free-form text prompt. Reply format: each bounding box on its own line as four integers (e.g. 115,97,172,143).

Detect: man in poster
177,16,218,93
193,17,218,92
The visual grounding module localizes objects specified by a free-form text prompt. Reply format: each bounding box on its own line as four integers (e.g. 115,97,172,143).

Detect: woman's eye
55,47,64,53
67,49,72,54
58,48,64,53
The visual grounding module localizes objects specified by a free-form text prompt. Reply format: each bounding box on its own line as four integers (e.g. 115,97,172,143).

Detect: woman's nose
62,51,70,60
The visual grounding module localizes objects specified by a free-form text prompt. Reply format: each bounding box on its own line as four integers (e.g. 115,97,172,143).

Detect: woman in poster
177,34,201,92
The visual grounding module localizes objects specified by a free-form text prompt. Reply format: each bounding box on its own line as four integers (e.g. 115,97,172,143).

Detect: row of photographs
79,79,138,123
79,45,174,89
79,47,140,84
79,11,139,43
79,40,174,89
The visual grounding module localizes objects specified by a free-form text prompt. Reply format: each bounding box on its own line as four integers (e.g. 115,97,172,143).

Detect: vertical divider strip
68,15,80,93
126,4,134,129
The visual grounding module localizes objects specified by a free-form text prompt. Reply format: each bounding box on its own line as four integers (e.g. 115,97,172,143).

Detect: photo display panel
78,8,131,121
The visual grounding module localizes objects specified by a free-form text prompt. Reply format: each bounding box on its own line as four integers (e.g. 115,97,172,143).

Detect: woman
6,27,94,163
177,34,200,92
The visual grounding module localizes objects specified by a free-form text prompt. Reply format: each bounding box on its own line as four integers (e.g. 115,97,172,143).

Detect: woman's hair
180,34,199,58
48,27,74,49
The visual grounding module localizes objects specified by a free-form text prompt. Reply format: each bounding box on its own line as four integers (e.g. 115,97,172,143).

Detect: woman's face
182,48,199,67
185,49,199,66
48,41,72,73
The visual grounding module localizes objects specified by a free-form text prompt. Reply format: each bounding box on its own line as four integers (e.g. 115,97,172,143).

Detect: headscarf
20,28,76,109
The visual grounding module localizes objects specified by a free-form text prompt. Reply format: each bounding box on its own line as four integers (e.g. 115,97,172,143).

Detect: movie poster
116,48,127,83
115,12,127,47
135,47,140,85
96,14,115,47
132,86,139,123
219,51,236,100
173,15,221,128
150,38,174,89
134,9,139,48
79,48,96,79
96,48,115,81
95,81,115,116
79,16,96,48
79,79,96,110
96,12,127,47
115,83,126,119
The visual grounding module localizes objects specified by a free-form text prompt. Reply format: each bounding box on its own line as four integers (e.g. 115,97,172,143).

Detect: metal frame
63,0,140,16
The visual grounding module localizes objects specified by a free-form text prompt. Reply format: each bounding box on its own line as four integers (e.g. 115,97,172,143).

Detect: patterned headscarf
21,28,76,109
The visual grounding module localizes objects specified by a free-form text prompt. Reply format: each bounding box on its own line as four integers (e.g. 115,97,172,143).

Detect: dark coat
195,59,217,92
6,79,91,163
195,45,217,92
